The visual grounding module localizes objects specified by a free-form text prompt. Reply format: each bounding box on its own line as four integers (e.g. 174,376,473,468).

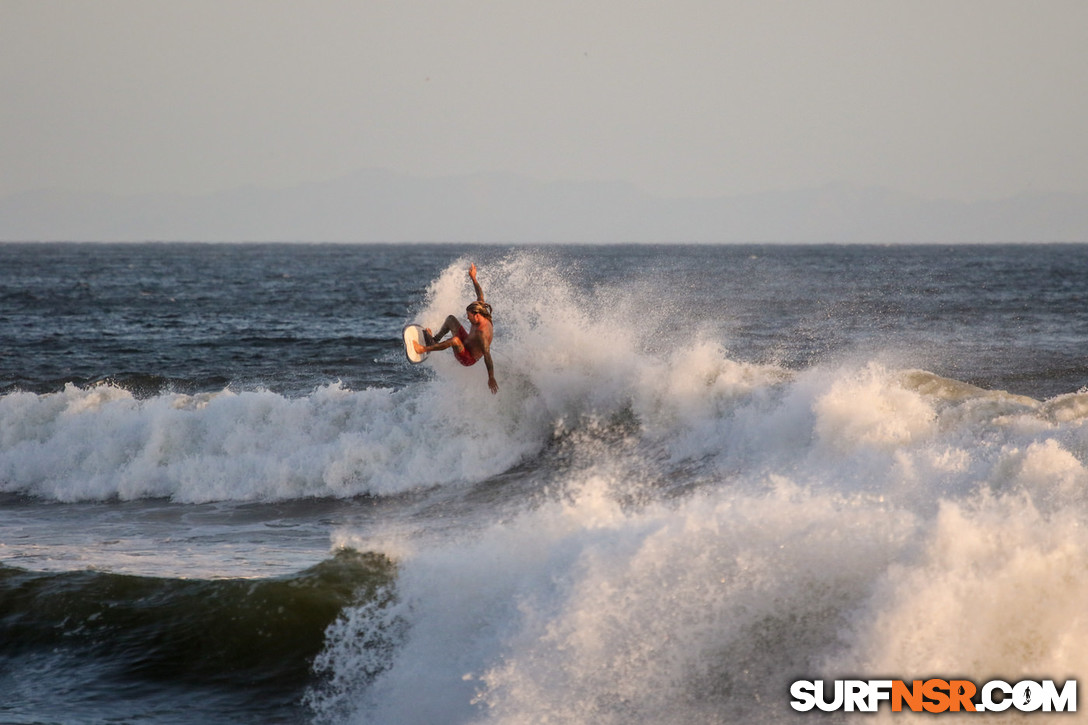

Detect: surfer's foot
413,340,427,355
423,329,436,346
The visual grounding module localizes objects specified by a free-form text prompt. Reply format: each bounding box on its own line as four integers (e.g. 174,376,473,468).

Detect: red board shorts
452,323,478,367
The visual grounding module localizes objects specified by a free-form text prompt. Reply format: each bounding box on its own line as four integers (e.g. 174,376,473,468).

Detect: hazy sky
3,1,1086,203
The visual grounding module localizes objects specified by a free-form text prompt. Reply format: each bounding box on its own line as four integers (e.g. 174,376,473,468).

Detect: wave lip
3,356,1086,506
0,379,533,503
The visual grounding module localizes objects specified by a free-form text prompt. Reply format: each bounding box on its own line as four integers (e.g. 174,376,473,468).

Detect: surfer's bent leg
432,315,462,343
419,335,465,355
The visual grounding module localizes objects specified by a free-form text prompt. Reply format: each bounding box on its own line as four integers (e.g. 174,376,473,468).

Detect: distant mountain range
2,169,1086,243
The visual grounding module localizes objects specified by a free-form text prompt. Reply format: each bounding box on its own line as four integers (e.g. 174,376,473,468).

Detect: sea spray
0,253,785,503
831,496,1088,685
4,244,1088,724
308,482,918,724
303,350,1088,723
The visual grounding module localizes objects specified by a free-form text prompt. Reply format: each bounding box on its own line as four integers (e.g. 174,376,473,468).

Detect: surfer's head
466,301,492,321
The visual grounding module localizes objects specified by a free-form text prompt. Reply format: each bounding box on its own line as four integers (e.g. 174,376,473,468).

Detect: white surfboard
402,324,429,363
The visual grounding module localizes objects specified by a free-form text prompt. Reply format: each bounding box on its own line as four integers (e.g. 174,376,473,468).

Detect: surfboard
402,324,429,363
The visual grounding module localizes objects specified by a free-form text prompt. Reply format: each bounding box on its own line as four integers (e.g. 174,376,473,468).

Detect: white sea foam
312,482,912,724
311,439,1088,724
301,258,1088,722
0,379,537,502
833,496,1088,684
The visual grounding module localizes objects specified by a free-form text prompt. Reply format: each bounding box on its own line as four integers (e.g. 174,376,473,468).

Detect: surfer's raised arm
469,263,486,304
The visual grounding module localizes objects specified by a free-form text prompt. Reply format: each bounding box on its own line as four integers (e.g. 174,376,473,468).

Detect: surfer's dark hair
466,301,492,320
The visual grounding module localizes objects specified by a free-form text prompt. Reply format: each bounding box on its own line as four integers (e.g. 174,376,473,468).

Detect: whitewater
1,243,1086,723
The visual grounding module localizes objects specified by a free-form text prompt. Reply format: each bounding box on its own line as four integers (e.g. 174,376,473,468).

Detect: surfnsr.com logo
790,679,1077,713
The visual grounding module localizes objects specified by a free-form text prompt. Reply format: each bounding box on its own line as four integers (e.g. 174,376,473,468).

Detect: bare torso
463,317,493,360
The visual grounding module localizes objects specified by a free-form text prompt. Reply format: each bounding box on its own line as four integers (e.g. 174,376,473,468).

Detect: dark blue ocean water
4,243,1087,398
2,243,1087,724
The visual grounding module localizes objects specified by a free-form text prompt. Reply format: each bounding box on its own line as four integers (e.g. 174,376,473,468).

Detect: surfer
414,263,498,394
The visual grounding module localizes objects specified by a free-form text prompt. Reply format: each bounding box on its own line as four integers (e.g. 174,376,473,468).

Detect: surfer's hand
469,263,478,280
488,376,498,394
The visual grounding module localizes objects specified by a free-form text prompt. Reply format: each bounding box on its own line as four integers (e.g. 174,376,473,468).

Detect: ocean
2,242,1087,723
